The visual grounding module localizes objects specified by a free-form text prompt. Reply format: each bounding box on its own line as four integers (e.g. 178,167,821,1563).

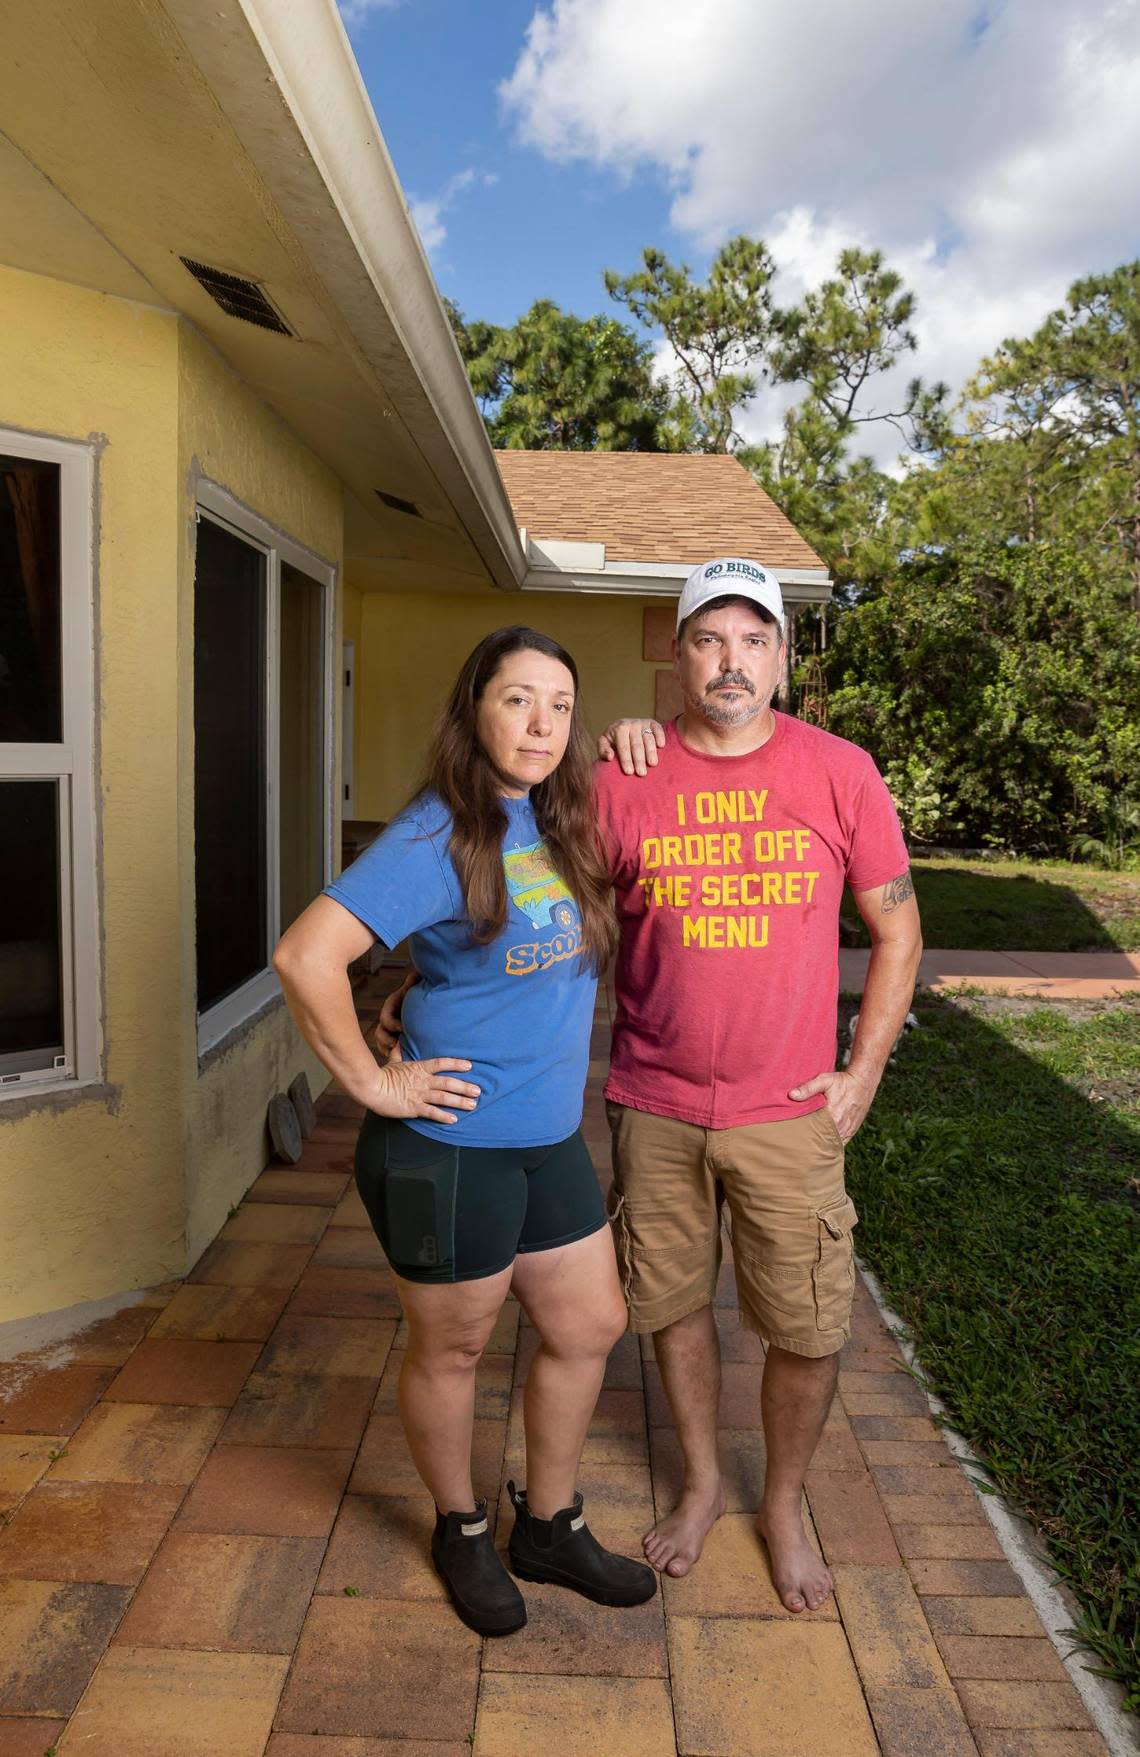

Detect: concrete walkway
0,977,1113,1756
841,946,1140,999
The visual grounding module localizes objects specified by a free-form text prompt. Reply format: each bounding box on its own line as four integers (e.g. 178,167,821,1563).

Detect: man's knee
653,1302,715,1341
766,1341,840,1368
763,1342,840,1392
650,1303,719,1369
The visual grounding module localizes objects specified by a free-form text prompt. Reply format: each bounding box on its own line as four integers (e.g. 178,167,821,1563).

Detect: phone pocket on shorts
389,1166,459,1270
358,1119,459,1275
812,1194,858,1333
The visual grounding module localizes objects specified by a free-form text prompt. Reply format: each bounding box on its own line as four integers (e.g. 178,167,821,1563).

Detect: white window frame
342,639,355,817
194,482,336,1055
0,428,100,1096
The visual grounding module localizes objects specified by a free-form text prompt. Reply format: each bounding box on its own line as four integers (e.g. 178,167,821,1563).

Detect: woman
273,626,654,1636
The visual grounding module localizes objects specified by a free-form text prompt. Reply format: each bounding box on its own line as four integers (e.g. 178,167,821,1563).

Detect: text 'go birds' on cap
676,557,785,632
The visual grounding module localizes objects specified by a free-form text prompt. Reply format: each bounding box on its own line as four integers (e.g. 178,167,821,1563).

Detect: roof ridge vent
180,258,293,336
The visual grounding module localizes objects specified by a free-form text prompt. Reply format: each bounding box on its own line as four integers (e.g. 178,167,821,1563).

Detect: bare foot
643,1479,726,1577
756,1502,833,1612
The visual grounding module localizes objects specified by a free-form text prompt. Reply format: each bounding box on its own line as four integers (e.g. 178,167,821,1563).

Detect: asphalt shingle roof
494,450,825,570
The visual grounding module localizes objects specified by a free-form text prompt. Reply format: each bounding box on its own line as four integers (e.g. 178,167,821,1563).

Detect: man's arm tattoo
881,870,915,914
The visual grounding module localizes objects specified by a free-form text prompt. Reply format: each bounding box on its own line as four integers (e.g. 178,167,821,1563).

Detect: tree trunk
778,609,797,709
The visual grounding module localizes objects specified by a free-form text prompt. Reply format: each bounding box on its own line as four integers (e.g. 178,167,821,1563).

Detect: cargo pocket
812,1195,858,1333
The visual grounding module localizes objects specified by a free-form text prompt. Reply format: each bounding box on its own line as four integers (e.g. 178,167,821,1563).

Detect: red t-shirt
594,714,908,1128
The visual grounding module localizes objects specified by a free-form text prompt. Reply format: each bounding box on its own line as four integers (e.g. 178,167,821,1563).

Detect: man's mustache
706,672,755,695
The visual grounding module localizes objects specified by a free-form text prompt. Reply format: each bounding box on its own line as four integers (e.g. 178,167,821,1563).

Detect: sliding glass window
192,488,333,1051
193,516,268,1015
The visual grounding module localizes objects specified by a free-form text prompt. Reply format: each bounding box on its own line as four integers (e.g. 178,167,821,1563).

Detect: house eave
163,0,526,592
520,558,833,603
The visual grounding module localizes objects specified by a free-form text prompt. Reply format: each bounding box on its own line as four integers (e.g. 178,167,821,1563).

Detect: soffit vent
375,489,422,518
180,258,293,336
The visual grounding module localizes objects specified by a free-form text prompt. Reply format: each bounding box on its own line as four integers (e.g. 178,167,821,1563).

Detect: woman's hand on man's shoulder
596,719,665,775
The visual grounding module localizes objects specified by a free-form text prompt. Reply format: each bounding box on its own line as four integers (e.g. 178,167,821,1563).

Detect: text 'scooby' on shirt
594,714,908,1129
324,792,596,1147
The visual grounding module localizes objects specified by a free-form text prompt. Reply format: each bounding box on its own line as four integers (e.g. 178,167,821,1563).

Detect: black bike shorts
354,1116,606,1284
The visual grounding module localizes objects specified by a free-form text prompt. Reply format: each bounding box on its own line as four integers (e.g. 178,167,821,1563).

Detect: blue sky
344,0,694,327
342,0,1140,463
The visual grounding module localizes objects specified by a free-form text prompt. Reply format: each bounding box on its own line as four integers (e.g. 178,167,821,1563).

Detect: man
593,557,921,1612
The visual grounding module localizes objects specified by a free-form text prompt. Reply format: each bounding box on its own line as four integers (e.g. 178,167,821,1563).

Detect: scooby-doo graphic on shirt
502,840,581,976
504,841,578,932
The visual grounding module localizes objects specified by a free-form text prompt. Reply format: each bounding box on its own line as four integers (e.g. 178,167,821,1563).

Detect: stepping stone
288,1073,316,1139
268,1094,302,1164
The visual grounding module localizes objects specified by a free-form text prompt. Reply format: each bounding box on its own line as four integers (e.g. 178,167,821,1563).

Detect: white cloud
409,168,495,257
501,0,1140,464
337,0,401,30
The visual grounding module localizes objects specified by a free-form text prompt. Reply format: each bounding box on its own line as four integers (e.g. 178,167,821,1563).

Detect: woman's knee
599,1294,630,1351
405,1317,490,1376
538,1294,627,1361
589,1275,630,1352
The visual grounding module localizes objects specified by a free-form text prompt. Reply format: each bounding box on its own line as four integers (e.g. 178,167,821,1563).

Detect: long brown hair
415,626,617,971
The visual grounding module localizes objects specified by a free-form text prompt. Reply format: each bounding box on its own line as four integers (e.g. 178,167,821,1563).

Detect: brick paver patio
0,975,1110,1756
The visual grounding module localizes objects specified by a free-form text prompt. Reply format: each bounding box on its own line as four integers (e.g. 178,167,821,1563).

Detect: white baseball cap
676,556,784,632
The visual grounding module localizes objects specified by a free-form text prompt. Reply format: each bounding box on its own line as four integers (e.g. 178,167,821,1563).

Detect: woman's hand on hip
371,1042,480,1126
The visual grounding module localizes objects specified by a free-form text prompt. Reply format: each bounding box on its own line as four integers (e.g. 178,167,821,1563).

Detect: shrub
823,543,1140,857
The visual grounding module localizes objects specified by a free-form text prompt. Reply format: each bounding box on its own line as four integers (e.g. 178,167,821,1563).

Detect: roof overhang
519,537,832,604
172,0,526,594
2,3,832,606
1,0,526,595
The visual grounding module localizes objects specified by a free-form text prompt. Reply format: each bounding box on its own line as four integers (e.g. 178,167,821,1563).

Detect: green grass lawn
843,994,1140,1707
845,858,1140,951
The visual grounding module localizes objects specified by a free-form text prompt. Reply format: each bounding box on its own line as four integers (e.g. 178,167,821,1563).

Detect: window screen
0,454,61,743
0,780,64,1074
193,516,267,1015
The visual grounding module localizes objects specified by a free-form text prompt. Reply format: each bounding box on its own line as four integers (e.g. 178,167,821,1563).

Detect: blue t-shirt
324,791,596,1147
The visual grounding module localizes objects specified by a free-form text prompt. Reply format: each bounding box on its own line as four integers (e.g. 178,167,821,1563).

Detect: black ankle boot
507,1481,657,1606
431,1499,527,1635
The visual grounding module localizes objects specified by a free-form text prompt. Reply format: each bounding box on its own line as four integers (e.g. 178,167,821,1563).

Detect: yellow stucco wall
0,265,186,1321
352,589,676,821
0,267,345,1321
175,323,343,1265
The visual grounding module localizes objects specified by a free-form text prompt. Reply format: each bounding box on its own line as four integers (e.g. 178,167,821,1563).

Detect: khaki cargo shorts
606,1102,857,1358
